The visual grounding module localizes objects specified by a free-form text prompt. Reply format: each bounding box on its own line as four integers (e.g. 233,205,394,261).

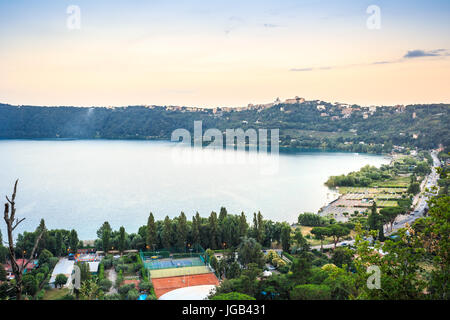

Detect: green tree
55,231,63,257
353,223,427,299
380,207,404,232
280,224,291,252
290,284,331,300
219,207,228,224
256,212,265,244
0,264,6,282
69,229,79,253
38,249,53,266
331,247,353,269
118,226,126,254
311,227,329,251
328,224,351,249
237,237,264,268
97,222,112,252
77,262,91,282
79,279,102,300
55,274,68,288
407,182,421,195
209,211,219,249
293,229,310,253
162,216,172,249
176,212,188,251
416,195,450,299
191,213,200,245
238,212,248,239
146,212,157,250
98,279,112,292
227,261,241,279
127,288,139,300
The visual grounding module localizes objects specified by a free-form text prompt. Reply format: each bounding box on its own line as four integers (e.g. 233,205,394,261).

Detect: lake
0,140,390,239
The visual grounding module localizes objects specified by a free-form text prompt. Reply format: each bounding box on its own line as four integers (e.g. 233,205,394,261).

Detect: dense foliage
1,102,448,152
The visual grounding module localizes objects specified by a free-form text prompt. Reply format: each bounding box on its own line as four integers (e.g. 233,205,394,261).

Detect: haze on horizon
0,0,449,108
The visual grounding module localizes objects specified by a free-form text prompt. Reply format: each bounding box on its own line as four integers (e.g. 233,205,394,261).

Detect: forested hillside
1,102,448,153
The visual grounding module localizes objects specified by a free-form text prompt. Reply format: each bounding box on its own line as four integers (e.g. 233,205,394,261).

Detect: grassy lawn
372,176,410,187
294,226,334,246
43,288,70,300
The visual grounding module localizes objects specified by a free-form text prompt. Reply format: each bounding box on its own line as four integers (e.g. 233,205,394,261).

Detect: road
107,268,118,294
311,150,441,250
386,150,440,235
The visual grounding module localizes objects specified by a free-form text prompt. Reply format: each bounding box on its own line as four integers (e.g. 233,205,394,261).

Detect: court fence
140,244,210,270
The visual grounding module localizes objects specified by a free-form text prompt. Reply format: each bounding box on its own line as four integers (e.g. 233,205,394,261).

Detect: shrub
265,250,277,263
49,257,59,269
102,258,113,269
298,213,327,227
290,284,331,300
104,293,121,300
211,292,256,300
282,252,294,262
99,279,112,292
118,284,134,297
146,293,157,300
127,288,140,300
38,249,53,266
115,270,123,288
138,281,152,292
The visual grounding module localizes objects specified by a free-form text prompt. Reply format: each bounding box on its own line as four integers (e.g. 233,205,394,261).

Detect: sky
0,0,449,107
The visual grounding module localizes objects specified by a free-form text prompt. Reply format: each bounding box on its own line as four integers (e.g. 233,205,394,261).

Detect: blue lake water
0,140,390,239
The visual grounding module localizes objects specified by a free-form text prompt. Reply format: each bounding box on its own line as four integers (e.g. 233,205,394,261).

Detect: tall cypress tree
209,211,219,249
162,216,172,250
146,212,157,251
118,226,126,254
55,231,62,257
256,211,265,244
239,212,248,239
176,212,188,251
192,213,200,246
69,229,79,253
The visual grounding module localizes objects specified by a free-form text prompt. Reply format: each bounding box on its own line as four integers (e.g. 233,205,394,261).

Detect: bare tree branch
3,179,43,300
11,217,26,231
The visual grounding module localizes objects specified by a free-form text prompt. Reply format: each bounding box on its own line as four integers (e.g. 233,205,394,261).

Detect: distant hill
0,101,449,153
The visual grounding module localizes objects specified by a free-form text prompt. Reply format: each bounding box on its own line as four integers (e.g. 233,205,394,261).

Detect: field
43,288,70,300
338,187,407,194
152,273,219,298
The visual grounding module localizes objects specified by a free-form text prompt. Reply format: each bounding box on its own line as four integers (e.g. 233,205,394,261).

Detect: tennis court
144,256,206,270
152,272,219,298
149,265,212,279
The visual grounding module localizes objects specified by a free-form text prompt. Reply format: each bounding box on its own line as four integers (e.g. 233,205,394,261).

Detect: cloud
290,68,314,72
403,49,447,58
224,16,245,35
263,23,280,28
291,49,448,72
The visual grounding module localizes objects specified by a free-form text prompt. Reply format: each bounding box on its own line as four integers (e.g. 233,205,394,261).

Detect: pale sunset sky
0,0,449,107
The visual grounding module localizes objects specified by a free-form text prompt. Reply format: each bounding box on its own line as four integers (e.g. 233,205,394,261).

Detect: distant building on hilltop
284,96,305,104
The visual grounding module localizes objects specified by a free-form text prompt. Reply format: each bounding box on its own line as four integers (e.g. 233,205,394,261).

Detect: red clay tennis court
152,272,219,298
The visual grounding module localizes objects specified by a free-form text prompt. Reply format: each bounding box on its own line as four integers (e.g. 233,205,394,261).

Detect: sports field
144,257,205,270
152,273,219,298
149,265,211,279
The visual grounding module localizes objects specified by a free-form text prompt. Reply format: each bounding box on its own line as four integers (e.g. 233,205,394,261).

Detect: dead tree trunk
3,180,44,300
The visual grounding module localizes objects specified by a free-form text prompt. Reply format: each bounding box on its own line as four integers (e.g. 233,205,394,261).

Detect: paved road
386,150,440,235
107,268,118,294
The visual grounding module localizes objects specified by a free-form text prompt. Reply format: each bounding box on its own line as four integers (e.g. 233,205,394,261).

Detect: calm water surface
0,140,390,239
